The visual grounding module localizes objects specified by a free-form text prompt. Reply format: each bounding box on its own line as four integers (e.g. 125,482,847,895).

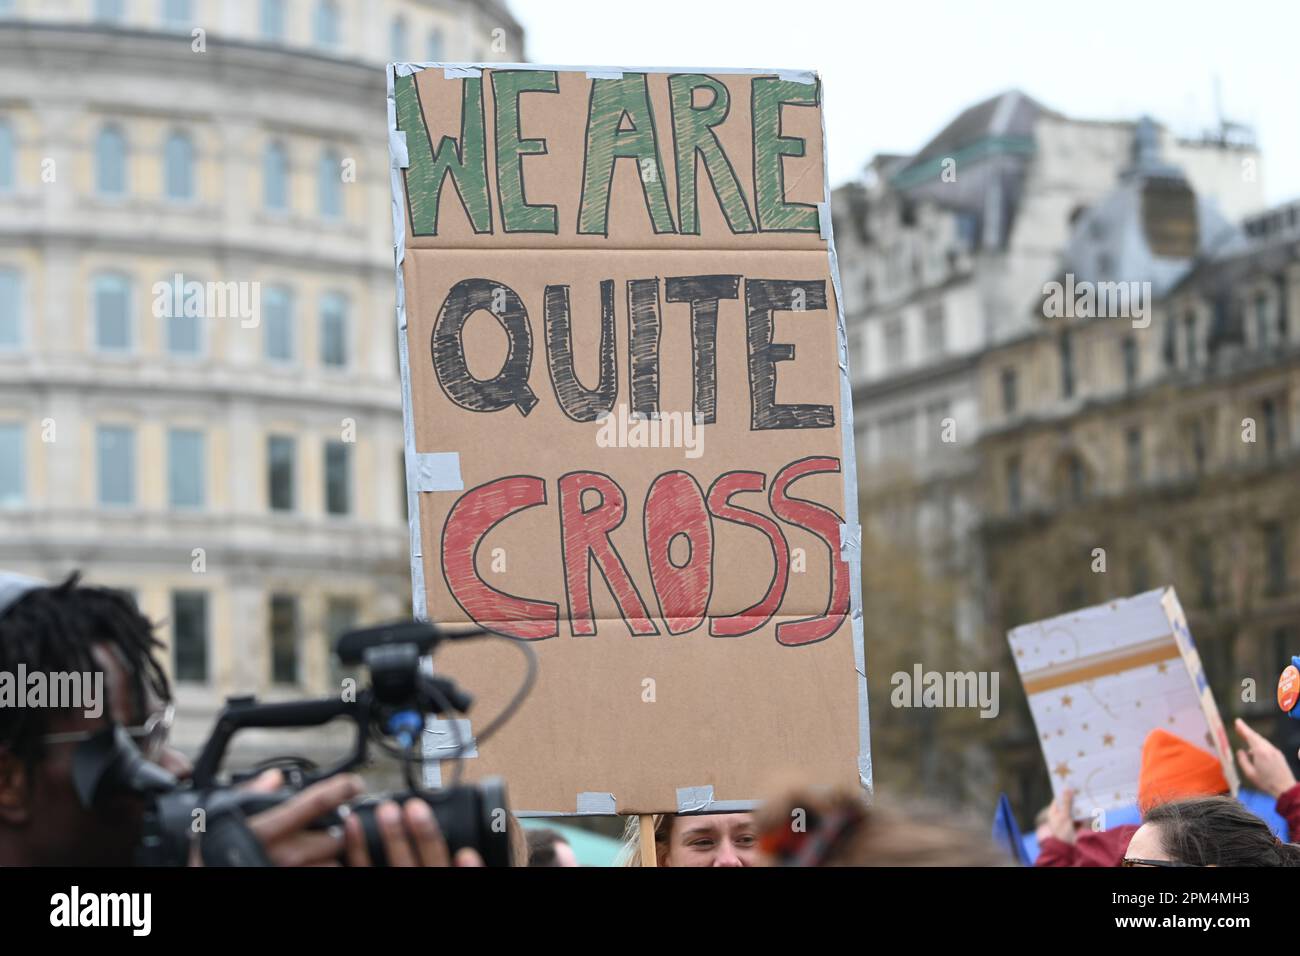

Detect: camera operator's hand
243,770,364,866
186,770,363,866
343,797,484,867
1235,718,1297,798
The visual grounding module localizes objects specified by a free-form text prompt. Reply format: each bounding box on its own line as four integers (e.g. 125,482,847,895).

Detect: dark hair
1144,797,1300,867
0,573,171,767
525,827,570,867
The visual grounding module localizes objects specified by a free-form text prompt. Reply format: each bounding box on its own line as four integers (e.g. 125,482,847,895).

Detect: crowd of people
2,570,1298,867
1032,722,1300,867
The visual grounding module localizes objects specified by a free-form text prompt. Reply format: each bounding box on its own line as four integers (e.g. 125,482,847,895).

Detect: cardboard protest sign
386,63,868,814
1008,587,1238,818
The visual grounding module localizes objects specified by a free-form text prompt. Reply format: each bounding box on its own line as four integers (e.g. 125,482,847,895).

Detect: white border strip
819,74,873,792
390,61,816,82
388,63,429,622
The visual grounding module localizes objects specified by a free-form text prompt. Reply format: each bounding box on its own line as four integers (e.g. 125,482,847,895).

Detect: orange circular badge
1279,665,1300,714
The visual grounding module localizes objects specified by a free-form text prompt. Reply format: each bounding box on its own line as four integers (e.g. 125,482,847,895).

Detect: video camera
66,619,535,866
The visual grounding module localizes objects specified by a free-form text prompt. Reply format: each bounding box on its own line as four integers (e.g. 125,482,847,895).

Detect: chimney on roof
1127,116,1179,179
1125,116,1199,259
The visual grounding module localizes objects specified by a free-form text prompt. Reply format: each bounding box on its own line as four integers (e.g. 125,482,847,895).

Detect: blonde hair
617,813,674,867
506,812,528,867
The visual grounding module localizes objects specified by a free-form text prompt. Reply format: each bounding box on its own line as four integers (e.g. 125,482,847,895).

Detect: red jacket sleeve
1034,836,1078,867
1034,824,1139,867
1276,783,1300,838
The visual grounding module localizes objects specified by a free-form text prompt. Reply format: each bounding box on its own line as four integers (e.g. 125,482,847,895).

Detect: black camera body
135,775,513,868
77,620,516,866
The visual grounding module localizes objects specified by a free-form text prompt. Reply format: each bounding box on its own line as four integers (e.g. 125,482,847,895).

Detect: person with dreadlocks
0,571,482,867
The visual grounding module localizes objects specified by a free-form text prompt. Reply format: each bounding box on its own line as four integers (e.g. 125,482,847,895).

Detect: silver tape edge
413,451,464,492
819,77,873,793
387,63,428,622
675,785,759,814
423,716,478,758
574,792,618,814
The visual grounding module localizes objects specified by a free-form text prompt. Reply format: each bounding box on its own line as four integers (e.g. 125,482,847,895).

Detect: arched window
313,0,340,48
318,148,342,219
319,291,347,368
0,267,21,348
1183,311,1199,367
1254,292,1271,350
263,284,294,362
95,0,126,23
96,125,128,197
97,424,136,507
390,15,407,62
260,0,286,41
426,27,444,62
1055,452,1090,507
167,428,206,509
161,0,192,32
0,121,14,193
163,130,195,201
0,421,22,507
93,272,133,351
264,141,289,212
162,272,203,355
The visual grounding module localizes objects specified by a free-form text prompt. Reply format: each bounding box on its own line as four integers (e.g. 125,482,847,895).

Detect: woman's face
661,813,760,867
1124,822,1171,865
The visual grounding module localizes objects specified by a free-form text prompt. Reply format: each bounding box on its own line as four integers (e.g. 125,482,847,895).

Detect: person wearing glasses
0,572,481,867
1123,797,1300,867
1037,722,1300,867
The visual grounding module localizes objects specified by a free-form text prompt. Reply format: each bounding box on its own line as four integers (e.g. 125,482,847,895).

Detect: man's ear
0,749,30,825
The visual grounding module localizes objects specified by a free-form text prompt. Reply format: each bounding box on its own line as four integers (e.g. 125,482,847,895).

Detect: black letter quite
544,280,618,422
432,278,538,415
745,279,833,430
665,274,740,425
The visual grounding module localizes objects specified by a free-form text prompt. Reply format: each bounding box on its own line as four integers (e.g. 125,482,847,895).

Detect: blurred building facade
832,91,1268,806
980,181,1300,809
0,1,524,763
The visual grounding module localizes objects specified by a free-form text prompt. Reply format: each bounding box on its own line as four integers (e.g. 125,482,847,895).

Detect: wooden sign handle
638,814,658,868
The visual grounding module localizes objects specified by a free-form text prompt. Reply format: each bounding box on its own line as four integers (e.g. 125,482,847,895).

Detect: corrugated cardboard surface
390,65,864,814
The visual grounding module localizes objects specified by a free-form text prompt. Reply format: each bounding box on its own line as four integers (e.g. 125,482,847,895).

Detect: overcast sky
508,0,1297,206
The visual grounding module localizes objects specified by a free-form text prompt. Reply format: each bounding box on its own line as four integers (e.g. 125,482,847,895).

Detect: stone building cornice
0,22,388,102
0,362,404,414
851,350,980,405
